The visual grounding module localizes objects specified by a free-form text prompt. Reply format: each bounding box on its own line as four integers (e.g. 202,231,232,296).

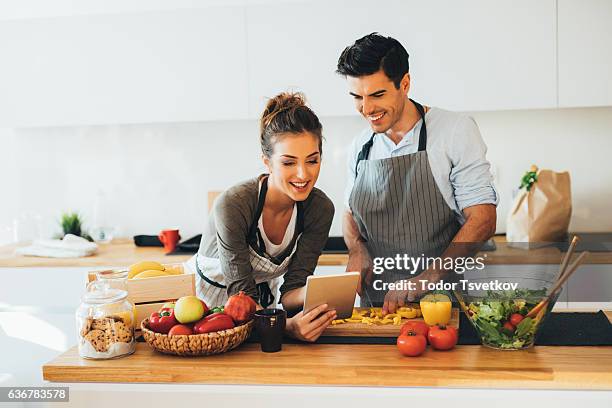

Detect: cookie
108,321,133,343
91,317,113,331
80,317,93,337
84,329,109,352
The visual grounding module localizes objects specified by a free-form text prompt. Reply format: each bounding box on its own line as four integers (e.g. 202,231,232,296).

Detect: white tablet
303,272,360,319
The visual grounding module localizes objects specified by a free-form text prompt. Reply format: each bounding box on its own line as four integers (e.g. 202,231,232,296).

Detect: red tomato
509,313,524,326
427,325,458,350
400,321,430,341
503,321,516,332
396,333,427,357
168,324,193,336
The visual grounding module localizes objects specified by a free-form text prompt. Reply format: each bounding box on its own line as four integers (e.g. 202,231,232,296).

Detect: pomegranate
224,291,257,324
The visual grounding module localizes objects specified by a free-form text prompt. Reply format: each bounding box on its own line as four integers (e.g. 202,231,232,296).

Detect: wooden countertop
3,236,612,268
43,312,612,390
0,238,346,268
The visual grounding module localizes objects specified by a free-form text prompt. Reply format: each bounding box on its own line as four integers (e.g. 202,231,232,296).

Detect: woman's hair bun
259,92,323,158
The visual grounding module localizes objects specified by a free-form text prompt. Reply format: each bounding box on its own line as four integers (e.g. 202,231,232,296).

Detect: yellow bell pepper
419,294,451,325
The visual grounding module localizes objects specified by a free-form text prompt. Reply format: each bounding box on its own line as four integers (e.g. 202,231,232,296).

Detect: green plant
59,211,93,241
519,165,538,191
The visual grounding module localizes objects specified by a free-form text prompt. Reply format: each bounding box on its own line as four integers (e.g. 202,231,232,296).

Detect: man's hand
382,272,439,315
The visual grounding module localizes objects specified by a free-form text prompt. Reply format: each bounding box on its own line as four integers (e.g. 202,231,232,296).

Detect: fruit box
87,264,195,335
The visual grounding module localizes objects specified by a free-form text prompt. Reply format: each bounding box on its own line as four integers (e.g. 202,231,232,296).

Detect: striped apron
186,177,304,309
348,99,461,306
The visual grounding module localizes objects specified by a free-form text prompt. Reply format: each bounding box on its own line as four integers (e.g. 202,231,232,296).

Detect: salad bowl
453,266,562,350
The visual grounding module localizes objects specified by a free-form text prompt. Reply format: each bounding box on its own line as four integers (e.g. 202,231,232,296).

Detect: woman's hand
286,303,337,342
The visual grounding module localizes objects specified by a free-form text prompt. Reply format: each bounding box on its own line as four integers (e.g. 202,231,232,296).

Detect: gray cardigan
197,175,335,302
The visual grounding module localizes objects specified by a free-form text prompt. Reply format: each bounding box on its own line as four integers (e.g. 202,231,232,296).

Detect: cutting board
322,307,459,337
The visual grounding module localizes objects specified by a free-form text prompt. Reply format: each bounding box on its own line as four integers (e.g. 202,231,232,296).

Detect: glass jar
76,280,135,359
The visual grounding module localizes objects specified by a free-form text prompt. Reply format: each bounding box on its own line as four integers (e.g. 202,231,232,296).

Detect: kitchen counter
42,311,612,390
3,236,612,268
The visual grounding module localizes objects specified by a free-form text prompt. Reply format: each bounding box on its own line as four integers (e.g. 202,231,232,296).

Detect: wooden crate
87,268,195,335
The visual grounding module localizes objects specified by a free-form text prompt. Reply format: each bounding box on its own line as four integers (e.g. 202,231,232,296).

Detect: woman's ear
262,154,272,172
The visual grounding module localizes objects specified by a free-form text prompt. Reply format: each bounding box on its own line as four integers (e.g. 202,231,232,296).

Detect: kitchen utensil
526,251,589,318
552,235,579,283
158,229,181,253
322,306,459,337
254,308,286,352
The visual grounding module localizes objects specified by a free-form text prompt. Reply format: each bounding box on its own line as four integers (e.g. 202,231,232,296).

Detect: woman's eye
282,162,295,166
308,159,319,164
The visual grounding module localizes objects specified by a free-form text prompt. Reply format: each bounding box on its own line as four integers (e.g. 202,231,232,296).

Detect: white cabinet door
246,0,557,116
558,0,612,107
0,7,249,127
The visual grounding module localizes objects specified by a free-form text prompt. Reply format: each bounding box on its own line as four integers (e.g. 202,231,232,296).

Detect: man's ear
401,73,411,94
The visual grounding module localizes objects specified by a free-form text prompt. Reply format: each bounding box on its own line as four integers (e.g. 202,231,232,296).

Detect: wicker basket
141,318,253,356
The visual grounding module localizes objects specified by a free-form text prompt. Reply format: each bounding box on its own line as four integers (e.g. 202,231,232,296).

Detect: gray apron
348,99,461,306
191,176,304,308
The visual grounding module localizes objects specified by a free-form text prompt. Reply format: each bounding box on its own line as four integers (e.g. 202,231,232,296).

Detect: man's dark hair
336,32,409,89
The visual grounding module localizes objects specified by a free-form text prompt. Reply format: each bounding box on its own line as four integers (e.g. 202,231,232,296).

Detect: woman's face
264,131,322,202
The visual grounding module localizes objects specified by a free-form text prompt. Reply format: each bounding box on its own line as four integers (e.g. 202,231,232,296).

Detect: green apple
174,296,205,323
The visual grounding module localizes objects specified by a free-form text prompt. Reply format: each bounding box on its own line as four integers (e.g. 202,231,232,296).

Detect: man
337,33,498,314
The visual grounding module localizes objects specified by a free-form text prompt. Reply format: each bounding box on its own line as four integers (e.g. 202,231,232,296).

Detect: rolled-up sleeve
280,195,334,297
213,194,258,299
449,116,499,211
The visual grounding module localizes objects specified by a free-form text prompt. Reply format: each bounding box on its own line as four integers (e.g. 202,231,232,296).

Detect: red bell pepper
193,313,235,334
149,308,178,334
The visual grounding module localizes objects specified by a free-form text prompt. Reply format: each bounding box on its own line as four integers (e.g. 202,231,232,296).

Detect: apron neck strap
248,175,305,254
410,98,428,152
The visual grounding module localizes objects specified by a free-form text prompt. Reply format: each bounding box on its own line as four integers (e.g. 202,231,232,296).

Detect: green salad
464,289,546,349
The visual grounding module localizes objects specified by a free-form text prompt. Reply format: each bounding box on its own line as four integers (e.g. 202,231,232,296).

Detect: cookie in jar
76,281,135,359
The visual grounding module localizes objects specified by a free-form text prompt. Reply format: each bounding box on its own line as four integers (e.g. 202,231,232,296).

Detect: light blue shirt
345,106,499,224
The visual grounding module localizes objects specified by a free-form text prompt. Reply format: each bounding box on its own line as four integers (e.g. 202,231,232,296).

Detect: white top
345,106,499,224
257,203,297,257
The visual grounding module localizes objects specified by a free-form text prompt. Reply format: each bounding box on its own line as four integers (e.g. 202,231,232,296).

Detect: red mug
158,229,181,254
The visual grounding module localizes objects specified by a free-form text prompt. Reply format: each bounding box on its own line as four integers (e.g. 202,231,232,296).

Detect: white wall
1,105,611,244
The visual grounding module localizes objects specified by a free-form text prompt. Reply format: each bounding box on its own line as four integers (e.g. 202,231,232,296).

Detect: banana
128,261,165,279
163,265,184,275
132,269,171,279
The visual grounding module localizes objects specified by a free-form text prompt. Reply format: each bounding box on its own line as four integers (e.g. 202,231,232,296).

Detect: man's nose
362,98,374,115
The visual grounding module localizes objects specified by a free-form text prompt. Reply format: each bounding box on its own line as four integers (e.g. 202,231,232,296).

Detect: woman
186,92,336,342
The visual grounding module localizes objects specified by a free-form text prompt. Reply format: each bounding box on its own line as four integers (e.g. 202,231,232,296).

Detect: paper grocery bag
507,169,572,242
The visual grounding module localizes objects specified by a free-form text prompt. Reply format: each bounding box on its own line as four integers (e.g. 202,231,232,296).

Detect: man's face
347,69,409,133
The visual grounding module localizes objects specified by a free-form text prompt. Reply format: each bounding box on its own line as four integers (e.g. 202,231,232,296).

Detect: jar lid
82,280,128,304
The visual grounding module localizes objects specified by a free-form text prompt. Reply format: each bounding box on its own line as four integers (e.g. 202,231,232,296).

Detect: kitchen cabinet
0,7,249,127
558,0,612,107
246,0,557,116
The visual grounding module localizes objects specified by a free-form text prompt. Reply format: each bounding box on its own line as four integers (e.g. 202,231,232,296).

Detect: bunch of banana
331,306,422,326
127,261,183,279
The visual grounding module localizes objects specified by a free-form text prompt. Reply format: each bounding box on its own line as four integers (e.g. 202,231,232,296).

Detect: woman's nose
296,164,306,178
